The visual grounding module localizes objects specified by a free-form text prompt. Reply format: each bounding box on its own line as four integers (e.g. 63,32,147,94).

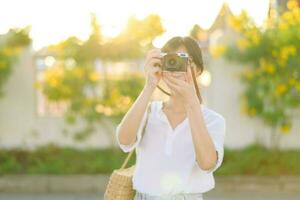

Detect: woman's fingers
145,58,162,70
166,75,184,86
146,49,161,61
150,66,162,77
185,67,192,84
164,76,181,94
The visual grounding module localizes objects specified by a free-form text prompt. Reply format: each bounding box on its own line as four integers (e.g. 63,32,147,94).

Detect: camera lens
168,58,177,66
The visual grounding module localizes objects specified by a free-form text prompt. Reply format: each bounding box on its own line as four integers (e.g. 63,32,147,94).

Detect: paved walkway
0,191,299,200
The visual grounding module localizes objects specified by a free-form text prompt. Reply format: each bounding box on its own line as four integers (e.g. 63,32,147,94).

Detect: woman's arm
186,98,219,171
117,85,155,146
163,68,225,172
118,48,162,146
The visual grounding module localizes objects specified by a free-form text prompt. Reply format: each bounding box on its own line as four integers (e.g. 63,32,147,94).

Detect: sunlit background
0,0,269,50
0,0,300,199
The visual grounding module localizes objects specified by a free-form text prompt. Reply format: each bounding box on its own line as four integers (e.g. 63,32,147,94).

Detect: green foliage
1,144,300,175
37,14,164,140
38,64,145,139
0,27,31,97
217,0,300,150
215,144,300,176
0,145,132,174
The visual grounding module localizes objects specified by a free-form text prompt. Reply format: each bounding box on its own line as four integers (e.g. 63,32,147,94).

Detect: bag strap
120,102,152,169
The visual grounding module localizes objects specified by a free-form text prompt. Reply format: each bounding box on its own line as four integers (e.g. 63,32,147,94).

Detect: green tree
0,27,31,97
38,14,165,141
214,0,300,150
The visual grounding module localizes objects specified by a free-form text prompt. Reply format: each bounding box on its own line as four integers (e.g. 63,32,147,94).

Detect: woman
116,36,226,200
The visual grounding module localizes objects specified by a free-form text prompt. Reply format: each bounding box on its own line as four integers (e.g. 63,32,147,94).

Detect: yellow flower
282,12,294,24
240,105,248,114
33,81,41,89
259,59,275,74
248,107,257,116
245,29,260,45
237,39,249,50
2,47,19,56
103,107,113,116
48,78,58,87
228,11,249,32
251,34,260,45
0,60,7,69
95,104,104,113
295,82,300,91
89,72,100,82
278,45,297,67
73,68,84,78
292,7,300,20
209,45,226,58
229,16,242,32
95,104,112,116
280,124,291,134
278,21,288,31
287,0,298,10
288,78,296,86
275,84,288,96
243,70,254,80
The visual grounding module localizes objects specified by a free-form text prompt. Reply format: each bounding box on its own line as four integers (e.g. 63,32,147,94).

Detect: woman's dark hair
158,36,204,104
161,36,204,75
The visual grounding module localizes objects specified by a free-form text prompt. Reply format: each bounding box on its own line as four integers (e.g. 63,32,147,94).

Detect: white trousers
134,191,204,200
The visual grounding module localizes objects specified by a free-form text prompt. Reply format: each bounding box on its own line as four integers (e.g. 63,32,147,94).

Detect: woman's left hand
163,67,199,109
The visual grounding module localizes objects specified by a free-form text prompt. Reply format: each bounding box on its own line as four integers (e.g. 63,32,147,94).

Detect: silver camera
160,52,189,72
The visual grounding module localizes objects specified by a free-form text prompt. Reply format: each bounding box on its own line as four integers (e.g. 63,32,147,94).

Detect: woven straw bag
104,102,152,200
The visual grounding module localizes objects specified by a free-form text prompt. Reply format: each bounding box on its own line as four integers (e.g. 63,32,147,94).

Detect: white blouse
116,100,226,196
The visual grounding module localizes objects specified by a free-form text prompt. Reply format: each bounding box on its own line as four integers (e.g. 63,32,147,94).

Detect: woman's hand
144,48,163,90
163,67,199,109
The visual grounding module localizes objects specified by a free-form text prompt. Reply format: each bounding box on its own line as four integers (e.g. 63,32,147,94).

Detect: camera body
160,52,189,72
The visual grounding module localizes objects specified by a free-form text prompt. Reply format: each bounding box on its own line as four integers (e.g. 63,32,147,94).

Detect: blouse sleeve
116,107,149,153
196,114,226,174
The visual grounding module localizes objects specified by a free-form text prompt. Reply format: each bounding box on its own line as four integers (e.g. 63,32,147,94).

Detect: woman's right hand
144,48,163,90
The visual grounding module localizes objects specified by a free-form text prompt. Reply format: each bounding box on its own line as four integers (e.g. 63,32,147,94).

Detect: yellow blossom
245,29,260,45
259,59,275,74
272,50,277,57
95,104,112,116
288,78,296,86
280,124,291,134
229,16,242,32
73,68,84,78
287,0,298,10
228,11,249,32
237,39,249,50
295,82,300,91
48,78,59,87
209,45,226,58
275,84,288,96
278,21,288,31
278,45,297,67
250,34,260,45
248,107,257,116
0,60,7,69
243,70,254,80
240,104,248,114
282,12,294,24
89,72,100,82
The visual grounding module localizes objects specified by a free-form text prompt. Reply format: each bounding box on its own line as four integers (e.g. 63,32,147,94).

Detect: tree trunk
270,125,280,151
